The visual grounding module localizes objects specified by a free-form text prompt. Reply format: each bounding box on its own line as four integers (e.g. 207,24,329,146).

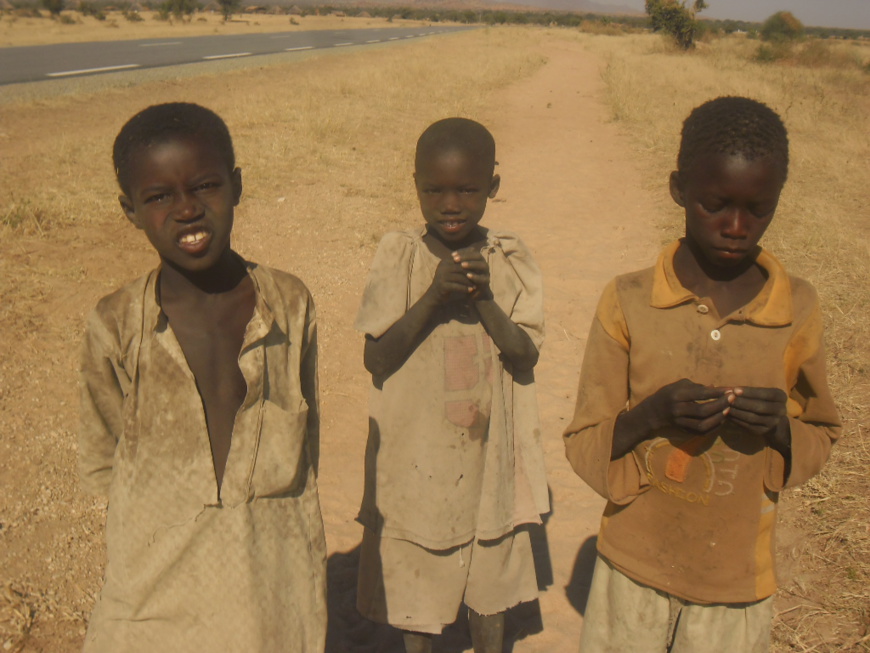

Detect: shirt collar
651,239,793,326
142,256,274,338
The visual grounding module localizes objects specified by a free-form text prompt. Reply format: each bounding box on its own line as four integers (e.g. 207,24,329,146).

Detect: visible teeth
180,232,205,245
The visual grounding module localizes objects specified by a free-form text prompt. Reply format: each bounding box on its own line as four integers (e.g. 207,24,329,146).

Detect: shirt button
710,329,721,341
697,304,709,314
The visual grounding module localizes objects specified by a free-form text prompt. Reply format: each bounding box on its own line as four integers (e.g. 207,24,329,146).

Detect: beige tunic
79,262,326,652
564,241,841,604
355,228,550,550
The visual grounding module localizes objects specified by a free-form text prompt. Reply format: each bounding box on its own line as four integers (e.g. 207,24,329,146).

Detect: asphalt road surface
0,25,473,85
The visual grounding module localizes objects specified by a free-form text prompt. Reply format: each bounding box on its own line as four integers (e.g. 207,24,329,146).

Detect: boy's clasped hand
428,247,492,303
645,378,788,441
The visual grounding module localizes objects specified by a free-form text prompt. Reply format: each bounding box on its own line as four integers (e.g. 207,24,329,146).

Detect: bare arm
457,248,539,371
473,297,538,371
364,255,473,378
363,290,441,378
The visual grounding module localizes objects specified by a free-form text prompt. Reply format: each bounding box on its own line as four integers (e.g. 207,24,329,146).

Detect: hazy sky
610,0,870,30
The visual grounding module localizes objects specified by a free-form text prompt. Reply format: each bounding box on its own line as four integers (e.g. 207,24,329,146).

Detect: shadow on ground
565,535,597,617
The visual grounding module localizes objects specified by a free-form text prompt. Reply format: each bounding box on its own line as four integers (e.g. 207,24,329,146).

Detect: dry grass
579,30,870,651
0,11,432,47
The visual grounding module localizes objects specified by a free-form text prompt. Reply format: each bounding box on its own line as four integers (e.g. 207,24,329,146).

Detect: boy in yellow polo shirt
564,96,840,652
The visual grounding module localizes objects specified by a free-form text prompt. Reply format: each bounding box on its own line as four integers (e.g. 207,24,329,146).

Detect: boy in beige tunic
564,97,841,652
79,103,326,652
355,118,550,653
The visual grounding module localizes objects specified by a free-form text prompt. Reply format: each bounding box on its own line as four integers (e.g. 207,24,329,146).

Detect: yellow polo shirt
564,240,841,604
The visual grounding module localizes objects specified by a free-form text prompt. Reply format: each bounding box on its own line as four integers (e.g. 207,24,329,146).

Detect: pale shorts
357,526,538,634
579,555,774,653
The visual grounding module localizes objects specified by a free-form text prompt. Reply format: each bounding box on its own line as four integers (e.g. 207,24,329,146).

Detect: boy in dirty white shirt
355,118,550,653
79,102,326,652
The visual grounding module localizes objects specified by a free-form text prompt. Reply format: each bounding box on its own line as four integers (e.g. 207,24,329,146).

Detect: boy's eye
700,199,725,213
460,187,478,194
196,181,220,192
144,192,169,204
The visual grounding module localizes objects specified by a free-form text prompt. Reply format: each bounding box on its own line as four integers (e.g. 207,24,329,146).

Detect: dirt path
314,39,664,652
486,39,661,651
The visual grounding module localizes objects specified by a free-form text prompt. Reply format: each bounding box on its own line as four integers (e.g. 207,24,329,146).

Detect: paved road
0,25,473,85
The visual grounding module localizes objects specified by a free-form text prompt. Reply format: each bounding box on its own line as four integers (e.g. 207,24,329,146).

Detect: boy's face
670,153,785,271
119,136,242,273
414,148,500,248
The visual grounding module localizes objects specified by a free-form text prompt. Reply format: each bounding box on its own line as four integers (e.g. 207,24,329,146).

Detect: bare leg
403,631,433,653
469,609,504,653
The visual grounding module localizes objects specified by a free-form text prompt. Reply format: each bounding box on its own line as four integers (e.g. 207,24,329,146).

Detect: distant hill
500,0,638,15
285,0,641,16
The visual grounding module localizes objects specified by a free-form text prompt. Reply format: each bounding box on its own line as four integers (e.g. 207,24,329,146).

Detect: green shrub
40,0,64,16
761,11,803,42
645,0,707,50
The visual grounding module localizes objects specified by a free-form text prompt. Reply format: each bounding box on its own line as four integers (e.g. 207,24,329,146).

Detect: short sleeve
355,231,416,339
79,305,127,496
488,232,544,351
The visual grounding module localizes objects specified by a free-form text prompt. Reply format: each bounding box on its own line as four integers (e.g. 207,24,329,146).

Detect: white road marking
366,39,381,43
285,46,314,51
139,41,182,47
202,52,251,60
388,37,399,40
333,42,353,47
47,63,140,77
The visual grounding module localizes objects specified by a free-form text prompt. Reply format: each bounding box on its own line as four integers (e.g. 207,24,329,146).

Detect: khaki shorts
357,527,538,634
579,555,773,653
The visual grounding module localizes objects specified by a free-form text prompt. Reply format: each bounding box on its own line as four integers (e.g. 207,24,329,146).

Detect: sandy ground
0,38,672,652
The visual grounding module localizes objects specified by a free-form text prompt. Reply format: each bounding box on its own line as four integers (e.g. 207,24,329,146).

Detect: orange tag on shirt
665,437,706,483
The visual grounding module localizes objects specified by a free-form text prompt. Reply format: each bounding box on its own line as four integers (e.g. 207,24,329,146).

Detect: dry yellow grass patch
0,11,432,48
580,30,870,652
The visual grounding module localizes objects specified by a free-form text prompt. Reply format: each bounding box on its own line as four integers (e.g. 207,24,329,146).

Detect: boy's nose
441,190,461,212
174,193,203,221
722,209,750,238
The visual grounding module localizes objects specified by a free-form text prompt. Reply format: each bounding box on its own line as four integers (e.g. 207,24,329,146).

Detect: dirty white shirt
356,228,550,549
79,261,326,652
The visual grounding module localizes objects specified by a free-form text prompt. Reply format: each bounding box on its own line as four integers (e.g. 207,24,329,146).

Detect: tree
645,0,708,50
161,0,197,19
217,0,239,21
761,11,804,42
41,0,64,16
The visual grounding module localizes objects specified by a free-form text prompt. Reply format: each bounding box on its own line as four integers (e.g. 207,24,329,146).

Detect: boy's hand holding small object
453,247,492,301
646,378,732,434
725,386,790,452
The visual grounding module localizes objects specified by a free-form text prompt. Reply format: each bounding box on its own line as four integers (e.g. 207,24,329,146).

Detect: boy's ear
119,195,142,229
232,167,243,206
669,171,685,207
488,174,501,199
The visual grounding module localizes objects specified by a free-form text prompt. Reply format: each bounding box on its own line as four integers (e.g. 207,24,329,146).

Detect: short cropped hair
113,102,235,195
677,96,789,180
415,117,496,174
